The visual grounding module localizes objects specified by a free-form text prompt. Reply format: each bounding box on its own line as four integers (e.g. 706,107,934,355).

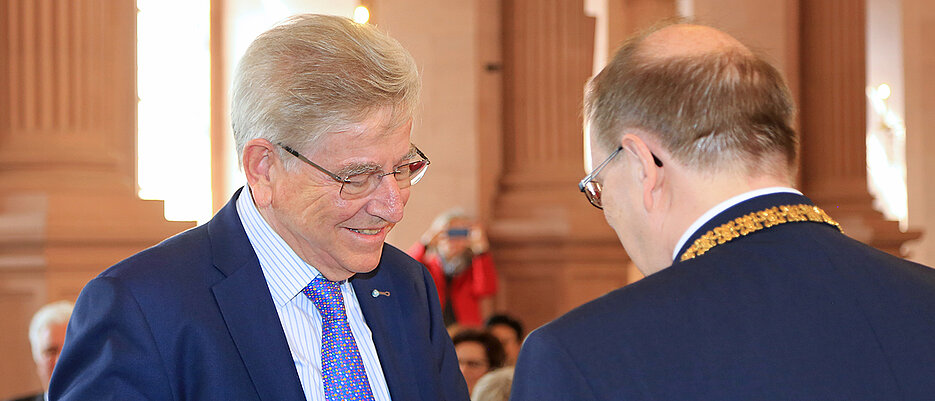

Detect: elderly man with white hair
50,15,468,401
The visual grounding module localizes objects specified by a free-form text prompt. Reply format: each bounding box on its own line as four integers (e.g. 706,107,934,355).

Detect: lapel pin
371,289,391,298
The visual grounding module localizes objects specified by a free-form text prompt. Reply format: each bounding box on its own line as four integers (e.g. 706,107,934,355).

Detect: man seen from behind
511,22,935,401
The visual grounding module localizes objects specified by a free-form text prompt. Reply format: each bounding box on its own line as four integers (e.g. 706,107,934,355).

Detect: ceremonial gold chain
680,204,842,262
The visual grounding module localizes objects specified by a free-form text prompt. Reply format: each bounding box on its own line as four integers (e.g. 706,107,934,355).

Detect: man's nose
367,175,406,223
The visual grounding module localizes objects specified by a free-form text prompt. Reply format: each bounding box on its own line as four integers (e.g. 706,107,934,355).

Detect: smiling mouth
348,228,382,235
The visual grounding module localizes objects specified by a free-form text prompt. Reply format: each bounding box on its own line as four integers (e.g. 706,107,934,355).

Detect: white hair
231,14,421,169
29,300,73,361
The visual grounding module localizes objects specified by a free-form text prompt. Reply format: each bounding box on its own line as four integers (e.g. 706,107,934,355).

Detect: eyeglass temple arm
578,146,622,191
279,144,348,183
577,146,663,188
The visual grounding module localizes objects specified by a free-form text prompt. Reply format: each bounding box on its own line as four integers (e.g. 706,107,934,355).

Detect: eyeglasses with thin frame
578,146,663,209
278,143,430,200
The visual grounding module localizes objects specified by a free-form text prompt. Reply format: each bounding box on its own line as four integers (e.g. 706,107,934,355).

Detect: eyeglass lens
340,159,429,198
582,181,603,209
578,147,662,209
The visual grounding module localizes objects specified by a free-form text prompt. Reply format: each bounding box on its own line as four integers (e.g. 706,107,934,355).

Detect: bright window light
137,0,212,223
138,0,365,224
866,84,907,226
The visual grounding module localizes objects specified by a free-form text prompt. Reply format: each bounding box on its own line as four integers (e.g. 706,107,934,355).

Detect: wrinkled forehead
333,107,411,136
308,108,412,147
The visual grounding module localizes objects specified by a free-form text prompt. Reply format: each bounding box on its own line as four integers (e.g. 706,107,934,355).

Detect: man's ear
243,138,278,207
620,133,664,212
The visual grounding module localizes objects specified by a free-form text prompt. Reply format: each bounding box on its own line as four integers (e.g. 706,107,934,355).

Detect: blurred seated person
452,329,505,395
7,301,73,401
485,314,523,366
409,209,498,327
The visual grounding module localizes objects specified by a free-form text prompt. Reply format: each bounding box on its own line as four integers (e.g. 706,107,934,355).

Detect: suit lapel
208,190,305,401
353,255,422,400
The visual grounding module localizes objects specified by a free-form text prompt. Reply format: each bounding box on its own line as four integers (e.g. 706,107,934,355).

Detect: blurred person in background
485,314,523,367
452,329,505,396
6,301,73,401
410,209,498,328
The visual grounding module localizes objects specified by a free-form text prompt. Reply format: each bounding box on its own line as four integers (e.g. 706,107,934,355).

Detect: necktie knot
302,277,347,321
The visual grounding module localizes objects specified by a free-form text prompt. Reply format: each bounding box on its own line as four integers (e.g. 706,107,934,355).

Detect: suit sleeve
420,265,471,401
49,276,175,401
510,328,596,401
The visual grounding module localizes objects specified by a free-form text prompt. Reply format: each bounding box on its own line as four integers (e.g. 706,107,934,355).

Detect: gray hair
584,24,797,177
231,14,421,168
28,300,73,361
471,366,514,401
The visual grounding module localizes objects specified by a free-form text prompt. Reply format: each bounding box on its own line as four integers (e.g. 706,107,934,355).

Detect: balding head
584,22,797,179
641,24,752,60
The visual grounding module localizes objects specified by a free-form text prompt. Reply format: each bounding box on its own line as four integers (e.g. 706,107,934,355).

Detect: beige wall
374,0,484,250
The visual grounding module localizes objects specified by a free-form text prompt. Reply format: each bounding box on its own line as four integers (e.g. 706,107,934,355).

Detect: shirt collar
671,186,802,261
236,186,321,309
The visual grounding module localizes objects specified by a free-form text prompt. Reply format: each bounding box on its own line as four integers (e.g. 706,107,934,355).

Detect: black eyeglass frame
578,146,663,209
278,142,431,198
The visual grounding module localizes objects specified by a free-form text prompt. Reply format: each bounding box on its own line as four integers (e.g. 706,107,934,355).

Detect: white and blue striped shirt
236,188,392,401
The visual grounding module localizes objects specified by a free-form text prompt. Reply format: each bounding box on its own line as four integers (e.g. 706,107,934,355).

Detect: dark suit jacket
511,192,935,400
50,189,469,401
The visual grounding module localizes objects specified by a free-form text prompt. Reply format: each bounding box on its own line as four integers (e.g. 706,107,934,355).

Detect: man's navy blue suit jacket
512,192,935,400
50,189,469,400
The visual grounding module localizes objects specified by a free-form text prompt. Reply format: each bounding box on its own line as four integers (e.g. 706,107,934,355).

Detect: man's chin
351,263,381,274
348,249,385,275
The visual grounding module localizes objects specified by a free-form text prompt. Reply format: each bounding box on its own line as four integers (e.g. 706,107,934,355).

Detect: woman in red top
408,210,498,328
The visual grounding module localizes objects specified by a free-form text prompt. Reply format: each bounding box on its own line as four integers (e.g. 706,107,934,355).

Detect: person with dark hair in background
452,329,505,396
484,314,523,367
50,15,468,401
511,22,935,400
410,209,498,328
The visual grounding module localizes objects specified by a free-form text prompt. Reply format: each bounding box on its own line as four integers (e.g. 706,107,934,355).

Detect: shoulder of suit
537,260,722,339
97,223,212,282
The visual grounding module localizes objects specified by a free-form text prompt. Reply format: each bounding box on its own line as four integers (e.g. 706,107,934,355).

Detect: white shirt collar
671,187,802,261
235,187,324,309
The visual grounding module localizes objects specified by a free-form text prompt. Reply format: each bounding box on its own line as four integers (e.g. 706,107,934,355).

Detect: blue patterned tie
303,277,375,401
